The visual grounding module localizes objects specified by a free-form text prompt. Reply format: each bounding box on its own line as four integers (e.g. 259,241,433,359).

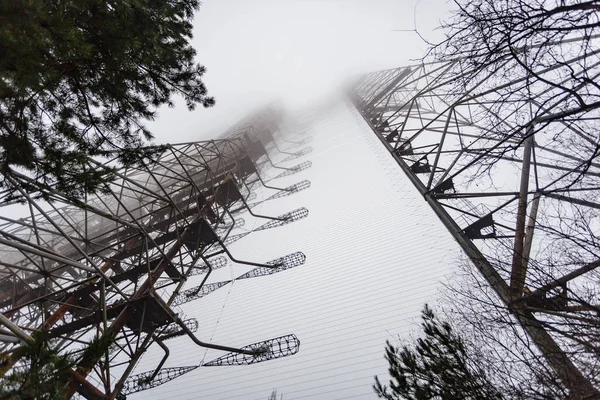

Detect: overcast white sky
0,1,455,220
148,0,454,143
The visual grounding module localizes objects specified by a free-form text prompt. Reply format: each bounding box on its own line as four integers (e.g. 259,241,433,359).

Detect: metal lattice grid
202,334,301,367
236,252,307,280
0,105,312,399
348,42,600,396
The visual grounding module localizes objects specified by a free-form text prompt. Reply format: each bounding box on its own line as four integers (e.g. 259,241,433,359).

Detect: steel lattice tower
0,105,313,398
349,51,600,397
2,44,600,399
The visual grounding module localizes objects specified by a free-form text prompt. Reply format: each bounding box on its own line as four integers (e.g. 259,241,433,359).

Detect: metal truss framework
0,106,313,399
121,334,301,396
350,52,600,397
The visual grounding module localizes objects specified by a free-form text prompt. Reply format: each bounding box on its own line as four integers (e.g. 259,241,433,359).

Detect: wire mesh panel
236,252,307,280
121,366,199,395
254,208,309,232
172,281,232,306
0,104,309,398
203,334,301,366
